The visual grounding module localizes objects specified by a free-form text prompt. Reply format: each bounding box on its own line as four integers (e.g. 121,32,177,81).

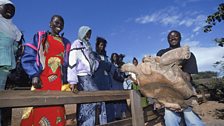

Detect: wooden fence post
130,90,144,126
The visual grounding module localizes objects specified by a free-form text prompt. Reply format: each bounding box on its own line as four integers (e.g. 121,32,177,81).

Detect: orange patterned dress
21,34,66,126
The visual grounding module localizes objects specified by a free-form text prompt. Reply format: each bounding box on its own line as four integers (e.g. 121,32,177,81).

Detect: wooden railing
0,90,145,126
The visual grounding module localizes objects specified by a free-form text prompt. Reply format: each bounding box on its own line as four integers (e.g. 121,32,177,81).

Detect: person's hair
96,37,107,56
133,57,138,62
51,15,64,24
110,53,119,64
133,57,138,63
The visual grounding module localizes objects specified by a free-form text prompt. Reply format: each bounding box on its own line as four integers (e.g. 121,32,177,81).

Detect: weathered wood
97,117,132,126
130,90,144,126
13,87,31,90
0,90,129,108
0,90,151,126
143,105,159,121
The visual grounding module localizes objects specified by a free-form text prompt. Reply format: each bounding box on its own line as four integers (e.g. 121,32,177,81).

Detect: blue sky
12,0,224,72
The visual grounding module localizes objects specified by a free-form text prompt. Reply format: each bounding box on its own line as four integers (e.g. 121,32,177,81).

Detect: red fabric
20,107,65,126
21,35,66,126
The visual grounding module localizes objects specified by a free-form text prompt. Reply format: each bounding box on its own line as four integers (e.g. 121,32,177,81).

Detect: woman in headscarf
0,0,22,125
68,26,100,126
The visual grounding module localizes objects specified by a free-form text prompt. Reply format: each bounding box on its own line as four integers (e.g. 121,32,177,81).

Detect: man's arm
156,48,170,56
182,52,198,74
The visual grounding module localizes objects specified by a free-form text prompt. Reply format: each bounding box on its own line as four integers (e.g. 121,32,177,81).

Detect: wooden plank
97,117,132,126
144,113,158,122
13,87,31,90
143,105,161,122
0,90,129,108
130,90,144,126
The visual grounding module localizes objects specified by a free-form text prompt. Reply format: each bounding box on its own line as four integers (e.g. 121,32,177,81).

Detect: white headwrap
0,0,13,5
0,0,22,41
0,0,14,17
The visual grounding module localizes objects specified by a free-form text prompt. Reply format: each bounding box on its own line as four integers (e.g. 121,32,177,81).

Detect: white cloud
183,40,224,72
178,18,194,27
193,26,201,33
135,7,207,34
174,0,202,7
135,7,178,25
161,16,180,25
191,46,224,72
135,14,159,24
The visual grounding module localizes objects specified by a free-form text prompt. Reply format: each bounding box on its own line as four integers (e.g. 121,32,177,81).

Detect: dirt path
195,101,224,126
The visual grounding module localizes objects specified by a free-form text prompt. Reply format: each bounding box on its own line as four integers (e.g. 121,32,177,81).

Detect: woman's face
0,4,15,19
133,59,138,66
98,42,105,52
84,30,91,41
113,54,118,61
50,16,64,35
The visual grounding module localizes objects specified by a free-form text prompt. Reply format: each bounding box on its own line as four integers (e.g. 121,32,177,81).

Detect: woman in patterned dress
20,15,70,126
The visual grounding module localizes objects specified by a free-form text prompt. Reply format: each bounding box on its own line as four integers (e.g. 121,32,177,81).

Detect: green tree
204,3,224,75
213,57,224,74
204,3,224,47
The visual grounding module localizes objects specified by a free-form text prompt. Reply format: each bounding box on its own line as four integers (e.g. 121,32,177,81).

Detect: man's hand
153,102,164,110
129,76,138,84
70,84,78,93
32,77,42,89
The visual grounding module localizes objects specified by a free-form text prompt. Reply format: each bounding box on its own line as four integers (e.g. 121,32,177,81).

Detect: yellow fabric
21,86,35,119
21,107,33,119
21,84,70,120
61,84,71,91
31,85,35,91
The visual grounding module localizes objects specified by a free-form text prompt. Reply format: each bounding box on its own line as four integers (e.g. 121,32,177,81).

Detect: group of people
0,1,129,125
0,0,205,126
67,26,129,125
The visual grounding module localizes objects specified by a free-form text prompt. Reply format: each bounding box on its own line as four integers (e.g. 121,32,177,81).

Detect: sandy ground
195,101,224,126
11,101,224,126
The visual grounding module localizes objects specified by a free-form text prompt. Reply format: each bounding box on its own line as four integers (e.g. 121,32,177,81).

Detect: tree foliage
204,3,224,47
213,57,224,74
192,71,218,80
193,73,224,102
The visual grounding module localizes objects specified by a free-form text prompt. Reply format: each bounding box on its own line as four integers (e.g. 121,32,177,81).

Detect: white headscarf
78,26,92,51
0,0,12,5
0,0,22,41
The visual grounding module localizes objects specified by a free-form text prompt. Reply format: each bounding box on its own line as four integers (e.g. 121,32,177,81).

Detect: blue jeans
0,69,10,126
164,107,205,126
0,69,9,90
78,75,108,125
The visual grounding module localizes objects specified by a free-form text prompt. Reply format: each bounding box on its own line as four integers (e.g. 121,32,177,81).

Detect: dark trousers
1,108,12,126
